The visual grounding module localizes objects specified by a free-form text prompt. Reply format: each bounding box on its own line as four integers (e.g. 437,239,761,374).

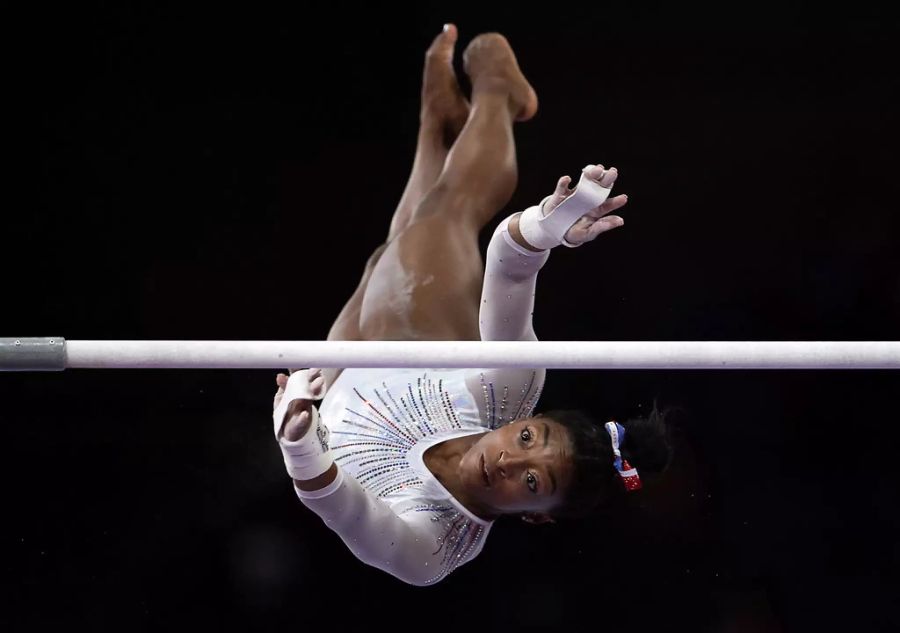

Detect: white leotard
293,214,550,585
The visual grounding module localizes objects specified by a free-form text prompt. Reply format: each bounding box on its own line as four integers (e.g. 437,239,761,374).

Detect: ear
520,512,556,525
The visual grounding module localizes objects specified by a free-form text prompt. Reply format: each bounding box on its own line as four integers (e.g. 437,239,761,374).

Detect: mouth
481,452,491,488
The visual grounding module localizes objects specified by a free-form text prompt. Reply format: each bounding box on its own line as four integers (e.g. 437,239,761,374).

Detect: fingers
277,369,322,389
584,164,618,188
541,176,572,217
554,175,572,196
546,165,621,219
587,193,628,219
584,164,604,181
284,409,311,442
598,167,618,188
600,194,628,213
274,373,287,408
585,215,625,241
274,369,325,414
307,367,325,397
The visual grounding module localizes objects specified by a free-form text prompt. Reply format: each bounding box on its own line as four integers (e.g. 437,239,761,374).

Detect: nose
496,449,527,479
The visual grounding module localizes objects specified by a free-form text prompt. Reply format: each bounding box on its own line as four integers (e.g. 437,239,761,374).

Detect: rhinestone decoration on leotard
478,370,543,429
330,374,470,499
326,370,543,583
400,503,487,585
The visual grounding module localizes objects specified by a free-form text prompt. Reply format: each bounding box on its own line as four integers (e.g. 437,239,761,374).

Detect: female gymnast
271,25,672,586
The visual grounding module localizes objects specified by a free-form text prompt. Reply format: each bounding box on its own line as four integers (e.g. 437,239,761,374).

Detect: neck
424,432,496,520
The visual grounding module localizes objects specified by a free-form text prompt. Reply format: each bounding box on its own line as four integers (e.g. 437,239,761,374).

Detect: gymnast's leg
321,25,471,386
357,32,538,341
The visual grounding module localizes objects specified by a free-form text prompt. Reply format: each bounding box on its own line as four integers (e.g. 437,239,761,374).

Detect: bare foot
462,33,538,122
422,24,471,141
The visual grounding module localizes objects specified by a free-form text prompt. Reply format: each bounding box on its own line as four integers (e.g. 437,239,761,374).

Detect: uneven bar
23,339,900,369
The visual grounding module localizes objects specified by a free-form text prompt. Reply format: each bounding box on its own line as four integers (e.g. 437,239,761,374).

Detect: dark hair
542,401,675,519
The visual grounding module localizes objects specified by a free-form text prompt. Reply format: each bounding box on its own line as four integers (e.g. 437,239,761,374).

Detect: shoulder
465,368,547,428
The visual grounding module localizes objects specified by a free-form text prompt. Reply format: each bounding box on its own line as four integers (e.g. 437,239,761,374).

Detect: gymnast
272,25,671,585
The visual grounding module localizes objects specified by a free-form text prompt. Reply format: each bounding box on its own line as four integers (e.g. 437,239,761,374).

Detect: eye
520,427,533,444
526,472,538,493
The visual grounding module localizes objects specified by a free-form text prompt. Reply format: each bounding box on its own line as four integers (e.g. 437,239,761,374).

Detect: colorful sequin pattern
478,370,542,429
399,503,487,585
330,373,471,498
323,369,543,583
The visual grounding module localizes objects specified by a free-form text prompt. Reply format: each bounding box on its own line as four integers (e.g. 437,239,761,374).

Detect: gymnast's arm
480,165,628,342
292,466,452,586
274,376,453,586
478,212,551,342
467,214,551,414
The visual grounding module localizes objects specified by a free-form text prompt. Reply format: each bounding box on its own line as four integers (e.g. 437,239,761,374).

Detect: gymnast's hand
274,369,325,441
543,164,628,245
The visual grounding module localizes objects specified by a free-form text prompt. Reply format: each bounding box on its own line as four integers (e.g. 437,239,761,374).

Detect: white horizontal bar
63,340,900,369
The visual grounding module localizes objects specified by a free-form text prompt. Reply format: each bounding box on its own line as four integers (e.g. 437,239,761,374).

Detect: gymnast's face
458,416,574,521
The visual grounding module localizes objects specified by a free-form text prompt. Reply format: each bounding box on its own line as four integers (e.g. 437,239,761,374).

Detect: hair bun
620,402,674,474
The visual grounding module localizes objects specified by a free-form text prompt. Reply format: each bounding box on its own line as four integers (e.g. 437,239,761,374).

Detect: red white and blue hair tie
604,421,643,492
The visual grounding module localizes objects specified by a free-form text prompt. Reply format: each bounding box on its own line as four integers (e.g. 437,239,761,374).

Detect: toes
427,24,457,61
443,23,458,42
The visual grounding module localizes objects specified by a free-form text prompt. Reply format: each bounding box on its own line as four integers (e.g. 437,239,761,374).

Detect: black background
5,3,899,631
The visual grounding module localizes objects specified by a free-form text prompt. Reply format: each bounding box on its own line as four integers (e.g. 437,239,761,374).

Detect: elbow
393,568,444,587
397,575,432,588
390,553,455,586
364,554,447,587
348,547,443,587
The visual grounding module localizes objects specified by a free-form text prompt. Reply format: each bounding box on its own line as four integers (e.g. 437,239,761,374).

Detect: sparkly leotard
295,214,550,585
